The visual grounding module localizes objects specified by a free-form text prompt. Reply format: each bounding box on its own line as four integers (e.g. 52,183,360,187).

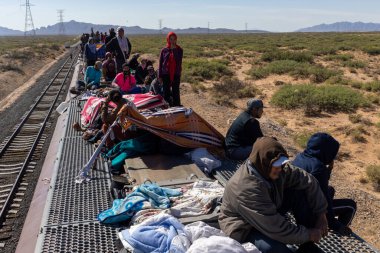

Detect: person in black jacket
106,27,132,73
105,28,116,46
225,99,264,160
135,58,148,84
292,133,357,236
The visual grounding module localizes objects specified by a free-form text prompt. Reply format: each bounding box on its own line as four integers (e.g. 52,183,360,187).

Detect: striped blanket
81,93,167,128
119,105,225,148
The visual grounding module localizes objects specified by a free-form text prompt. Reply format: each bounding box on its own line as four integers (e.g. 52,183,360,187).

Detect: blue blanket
98,183,181,224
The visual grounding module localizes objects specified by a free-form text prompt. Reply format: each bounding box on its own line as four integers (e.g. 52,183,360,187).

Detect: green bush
362,47,380,56
249,60,341,83
261,50,314,63
0,64,24,73
343,60,367,69
366,165,380,191
182,59,232,83
271,84,368,113
325,54,354,62
212,77,258,98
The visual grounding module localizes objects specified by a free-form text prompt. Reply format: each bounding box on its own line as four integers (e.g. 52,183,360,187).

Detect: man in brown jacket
219,137,328,253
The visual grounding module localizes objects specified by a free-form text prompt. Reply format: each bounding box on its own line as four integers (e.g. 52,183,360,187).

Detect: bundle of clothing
98,180,224,225
118,213,261,253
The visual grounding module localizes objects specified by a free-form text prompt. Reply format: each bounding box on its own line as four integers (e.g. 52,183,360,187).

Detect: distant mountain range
3,21,380,36
0,20,267,36
297,21,380,32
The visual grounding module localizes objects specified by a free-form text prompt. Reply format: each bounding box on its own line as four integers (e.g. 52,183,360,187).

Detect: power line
57,9,65,35
22,0,35,36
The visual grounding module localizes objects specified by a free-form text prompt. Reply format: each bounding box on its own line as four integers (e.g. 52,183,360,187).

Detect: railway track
0,50,78,249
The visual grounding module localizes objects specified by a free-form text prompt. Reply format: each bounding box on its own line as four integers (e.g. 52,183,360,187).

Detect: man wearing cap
225,99,264,160
219,137,328,253
106,27,132,73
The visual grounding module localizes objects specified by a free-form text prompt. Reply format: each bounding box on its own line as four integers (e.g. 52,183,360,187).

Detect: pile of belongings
98,180,224,225
118,213,261,253
118,104,224,149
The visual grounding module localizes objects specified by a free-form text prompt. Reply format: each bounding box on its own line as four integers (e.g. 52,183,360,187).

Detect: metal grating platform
46,137,112,225
213,159,242,186
41,222,118,253
213,160,379,253
36,98,120,253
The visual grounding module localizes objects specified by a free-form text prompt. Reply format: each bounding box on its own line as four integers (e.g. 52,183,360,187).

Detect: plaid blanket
81,93,167,128
119,105,224,148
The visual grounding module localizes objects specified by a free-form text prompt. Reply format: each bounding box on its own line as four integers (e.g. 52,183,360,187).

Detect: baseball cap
272,156,289,167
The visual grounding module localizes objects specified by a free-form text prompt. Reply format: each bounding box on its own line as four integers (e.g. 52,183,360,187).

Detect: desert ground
0,33,379,248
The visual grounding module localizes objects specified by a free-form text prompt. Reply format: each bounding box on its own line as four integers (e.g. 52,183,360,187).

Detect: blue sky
1,0,380,32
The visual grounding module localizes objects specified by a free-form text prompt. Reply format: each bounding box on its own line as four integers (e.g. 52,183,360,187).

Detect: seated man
225,99,264,160
111,63,141,94
101,90,131,147
76,61,102,91
135,58,148,84
102,52,117,82
219,137,328,253
292,132,357,235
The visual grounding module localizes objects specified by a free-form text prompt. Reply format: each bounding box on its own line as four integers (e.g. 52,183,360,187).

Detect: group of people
220,99,357,253
77,27,183,107
77,27,358,253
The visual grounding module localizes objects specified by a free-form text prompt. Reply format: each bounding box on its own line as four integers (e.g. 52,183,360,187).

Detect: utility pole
245,22,248,33
208,22,210,35
159,19,162,34
22,0,36,36
57,9,65,35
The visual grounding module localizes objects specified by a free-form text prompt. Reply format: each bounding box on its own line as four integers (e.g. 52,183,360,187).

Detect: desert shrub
367,95,380,105
0,64,24,73
190,82,207,93
343,60,367,69
345,126,368,143
261,50,314,63
271,84,368,113
362,47,380,56
49,44,61,51
182,59,232,83
249,60,340,83
4,50,34,61
325,54,354,62
362,81,380,92
348,114,362,124
212,77,258,98
366,165,380,191
293,131,313,148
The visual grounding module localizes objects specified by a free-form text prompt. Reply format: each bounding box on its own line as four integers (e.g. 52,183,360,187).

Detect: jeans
329,186,357,227
162,75,180,106
247,189,317,253
227,146,252,161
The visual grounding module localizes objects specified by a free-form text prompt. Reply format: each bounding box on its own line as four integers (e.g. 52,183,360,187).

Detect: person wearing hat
292,133,357,236
102,52,117,82
84,37,97,67
106,27,132,73
219,137,328,253
224,98,265,160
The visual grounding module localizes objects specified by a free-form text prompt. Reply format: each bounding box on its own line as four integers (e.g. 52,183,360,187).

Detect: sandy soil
0,46,66,111
180,51,380,248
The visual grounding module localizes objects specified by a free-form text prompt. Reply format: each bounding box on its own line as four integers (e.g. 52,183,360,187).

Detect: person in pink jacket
112,63,141,94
